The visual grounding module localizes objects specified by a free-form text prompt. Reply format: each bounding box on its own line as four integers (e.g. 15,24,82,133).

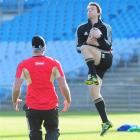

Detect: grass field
0,111,140,140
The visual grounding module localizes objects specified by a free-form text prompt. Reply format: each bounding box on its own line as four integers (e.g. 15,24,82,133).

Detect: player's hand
61,100,70,112
13,99,22,112
86,37,99,46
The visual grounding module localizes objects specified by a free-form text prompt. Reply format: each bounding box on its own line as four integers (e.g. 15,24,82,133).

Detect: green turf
0,111,140,140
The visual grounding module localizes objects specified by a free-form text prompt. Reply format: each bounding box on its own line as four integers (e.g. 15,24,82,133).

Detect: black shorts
95,52,113,79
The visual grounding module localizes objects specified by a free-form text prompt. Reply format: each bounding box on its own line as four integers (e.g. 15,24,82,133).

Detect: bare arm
12,78,23,111
57,76,71,112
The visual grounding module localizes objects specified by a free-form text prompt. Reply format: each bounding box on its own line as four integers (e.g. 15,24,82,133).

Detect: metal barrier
0,83,140,112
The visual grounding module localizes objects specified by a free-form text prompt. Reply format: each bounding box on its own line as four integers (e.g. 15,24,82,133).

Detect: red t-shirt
16,56,64,110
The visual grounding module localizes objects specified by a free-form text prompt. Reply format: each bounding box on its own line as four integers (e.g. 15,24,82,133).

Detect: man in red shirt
12,36,71,140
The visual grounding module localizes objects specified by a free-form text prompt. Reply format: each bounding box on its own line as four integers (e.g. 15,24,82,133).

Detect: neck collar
88,18,102,27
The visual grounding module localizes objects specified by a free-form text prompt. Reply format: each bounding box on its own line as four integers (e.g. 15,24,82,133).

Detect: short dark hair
32,35,46,48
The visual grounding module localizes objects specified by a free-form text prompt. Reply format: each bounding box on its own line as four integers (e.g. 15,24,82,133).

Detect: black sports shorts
95,52,113,79
23,104,59,131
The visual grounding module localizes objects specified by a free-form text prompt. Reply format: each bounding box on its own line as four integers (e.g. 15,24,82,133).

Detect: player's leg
43,108,60,140
89,76,110,123
94,52,113,136
80,45,101,85
24,107,43,140
88,76,112,136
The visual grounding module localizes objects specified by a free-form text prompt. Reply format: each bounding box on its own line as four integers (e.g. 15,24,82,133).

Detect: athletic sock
94,98,109,123
85,58,97,78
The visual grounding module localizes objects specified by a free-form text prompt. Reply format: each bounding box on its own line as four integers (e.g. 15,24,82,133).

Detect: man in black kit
76,2,113,136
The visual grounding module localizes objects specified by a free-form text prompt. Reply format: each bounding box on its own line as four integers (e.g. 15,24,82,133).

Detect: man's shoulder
45,56,61,65
102,21,112,30
17,59,27,68
20,57,33,63
18,57,36,65
45,56,56,61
